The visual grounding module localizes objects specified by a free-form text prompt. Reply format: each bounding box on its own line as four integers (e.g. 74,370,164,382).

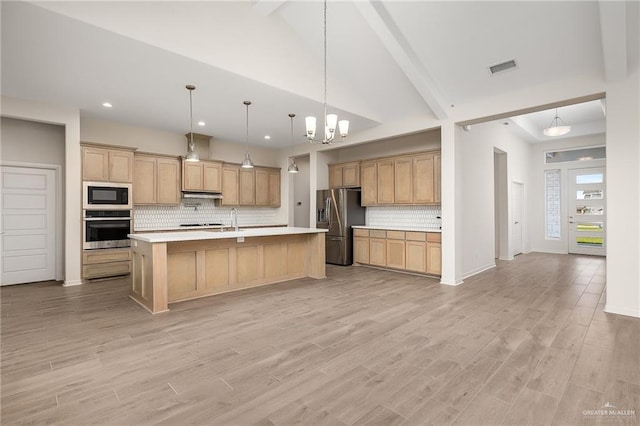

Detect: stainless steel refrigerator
317,188,366,265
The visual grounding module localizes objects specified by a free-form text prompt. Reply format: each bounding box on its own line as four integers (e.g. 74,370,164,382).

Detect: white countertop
352,225,442,233
129,226,328,243
133,224,288,232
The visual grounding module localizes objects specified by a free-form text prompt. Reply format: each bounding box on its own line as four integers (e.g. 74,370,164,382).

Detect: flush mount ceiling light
197,121,205,126
264,135,271,140
184,85,199,162
241,101,255,169
543,108,571,137
102,102,113,108
287,113,299,174
305,0,349,144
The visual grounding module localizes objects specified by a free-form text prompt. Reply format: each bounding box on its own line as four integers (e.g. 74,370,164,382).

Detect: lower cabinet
82,248,131,280
353,228,441,276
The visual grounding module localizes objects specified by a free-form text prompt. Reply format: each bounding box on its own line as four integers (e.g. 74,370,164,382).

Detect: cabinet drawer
386,231,405,240
427,233,442,243
406,231,426,242
369,230,386,239
83,249,131,265
354,229,369,237
82,260,131,279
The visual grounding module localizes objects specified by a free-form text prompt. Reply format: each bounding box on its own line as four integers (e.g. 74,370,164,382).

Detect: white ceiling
1,1,636,148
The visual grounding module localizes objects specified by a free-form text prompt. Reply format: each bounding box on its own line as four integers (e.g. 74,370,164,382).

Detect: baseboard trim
604,304,640,319
439,278,464,286
498,256,513,261
62,279,83,287
463,263,496,279
530,249,568,255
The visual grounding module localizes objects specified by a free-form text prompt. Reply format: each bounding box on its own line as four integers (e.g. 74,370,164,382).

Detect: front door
1,166,56,285
568,167,606,256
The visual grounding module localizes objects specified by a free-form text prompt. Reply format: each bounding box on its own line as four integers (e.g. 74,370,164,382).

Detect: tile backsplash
366,205,441,231
134,200,278,230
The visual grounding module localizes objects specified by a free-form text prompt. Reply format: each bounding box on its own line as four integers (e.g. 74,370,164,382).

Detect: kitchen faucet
230,208,239,232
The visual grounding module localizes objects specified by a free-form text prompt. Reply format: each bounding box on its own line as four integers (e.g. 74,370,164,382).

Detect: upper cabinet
329,162,360,189
182,160,222,193
358,150,441,206
82,145,134,183
222,165,281,207
134,154,181,205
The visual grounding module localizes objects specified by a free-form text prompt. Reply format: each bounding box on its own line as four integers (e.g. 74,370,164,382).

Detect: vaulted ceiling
2,1,636,148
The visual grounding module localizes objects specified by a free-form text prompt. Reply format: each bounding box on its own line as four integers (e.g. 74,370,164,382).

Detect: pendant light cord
189,88,194,149
323,0,328,133
246,102,250,154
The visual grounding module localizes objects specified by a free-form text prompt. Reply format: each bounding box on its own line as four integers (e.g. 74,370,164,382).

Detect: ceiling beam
354,1,449,120
598,1,627,81
251,0,287,16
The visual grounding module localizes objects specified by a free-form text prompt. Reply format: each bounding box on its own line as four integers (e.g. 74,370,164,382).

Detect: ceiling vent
489,59,518,75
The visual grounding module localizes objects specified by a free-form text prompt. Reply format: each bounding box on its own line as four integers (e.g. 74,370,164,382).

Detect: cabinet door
386,239,406,269
434,152,441,204
268,170,281,207
182,162,203,191
353,237,370,264
157,157,181,204
255,168,270,206
394,157,413,204
426,242,442,275
342,162,360,187
203,161,222,192
109,150,134,183
377,160,395,204
239,169,256,206
82,147,109,181
329,165,343,189
221,165,239,206
361,161,377,206
413,153,435,204
133,156,157,204
405,241,426,273
369,238,387,266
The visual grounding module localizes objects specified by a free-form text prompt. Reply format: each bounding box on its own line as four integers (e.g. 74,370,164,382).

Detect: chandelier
305,0,349,144
543,108,571,137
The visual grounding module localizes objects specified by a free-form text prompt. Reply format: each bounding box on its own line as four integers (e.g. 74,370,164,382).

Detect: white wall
529,134,606,254
458,121,532,279
1,95,82,286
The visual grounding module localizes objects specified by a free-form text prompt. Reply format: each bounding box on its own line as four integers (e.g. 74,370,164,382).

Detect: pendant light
543,108,571,137
241,101,255,169
305,0,349,144
287,113,299,174
184,85,199,162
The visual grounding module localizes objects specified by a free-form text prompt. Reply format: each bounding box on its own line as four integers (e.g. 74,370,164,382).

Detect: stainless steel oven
83,210,132,250
83,182,132,210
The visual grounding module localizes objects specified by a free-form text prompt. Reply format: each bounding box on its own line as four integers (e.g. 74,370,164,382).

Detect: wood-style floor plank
2,253,638,425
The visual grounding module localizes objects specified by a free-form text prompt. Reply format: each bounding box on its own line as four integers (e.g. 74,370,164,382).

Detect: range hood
181,191,223,200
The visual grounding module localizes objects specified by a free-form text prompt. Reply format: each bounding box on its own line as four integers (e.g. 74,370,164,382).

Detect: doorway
512,182,524,256
293,155,310,228
1,165,57,285
568,167,606,256
494,149,509,259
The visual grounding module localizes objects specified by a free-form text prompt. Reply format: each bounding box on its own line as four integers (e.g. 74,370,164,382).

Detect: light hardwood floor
1,253,638,425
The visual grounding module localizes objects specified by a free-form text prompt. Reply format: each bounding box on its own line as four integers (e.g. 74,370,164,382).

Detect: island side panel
306,232,326,279
130,240,169,314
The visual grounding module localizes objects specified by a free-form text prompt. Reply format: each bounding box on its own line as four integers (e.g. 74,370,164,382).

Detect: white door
568,167,606,256
511,182,523,256
1,166,56,285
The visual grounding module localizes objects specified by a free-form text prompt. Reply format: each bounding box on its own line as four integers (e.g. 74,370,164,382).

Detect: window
545,147,606,164
545,169,561,239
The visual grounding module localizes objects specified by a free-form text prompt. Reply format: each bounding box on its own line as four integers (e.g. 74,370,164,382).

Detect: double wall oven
83,182,132,250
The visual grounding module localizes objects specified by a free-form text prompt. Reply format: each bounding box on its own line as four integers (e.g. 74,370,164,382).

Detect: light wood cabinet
434,152,441,204
353,228,440,276
369,238,387,266
182,160,222,193
255,168,270,206
239,168,256,206
394,157,413,204
360,161,378,206
377,160,395,204
221,164,239,206
82,248,131,280
82,146,134,183
413,153,435,204
134,155,180,205
329,162,360,189
268,169,281,207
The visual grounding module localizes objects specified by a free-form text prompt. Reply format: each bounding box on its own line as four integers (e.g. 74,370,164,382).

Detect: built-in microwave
83,182,132,210
83,210,132,250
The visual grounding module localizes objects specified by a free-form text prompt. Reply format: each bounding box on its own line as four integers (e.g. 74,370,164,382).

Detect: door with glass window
568,168,605,256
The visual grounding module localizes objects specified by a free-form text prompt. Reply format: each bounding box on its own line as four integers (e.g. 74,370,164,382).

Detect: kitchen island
128,227,327,313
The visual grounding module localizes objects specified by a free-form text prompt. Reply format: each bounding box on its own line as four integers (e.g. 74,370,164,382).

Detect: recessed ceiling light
102,102,113,108
264,135,271,140
197,121,205,126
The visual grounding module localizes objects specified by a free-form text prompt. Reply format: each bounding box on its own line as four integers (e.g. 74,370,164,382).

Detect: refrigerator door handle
326,197,331,229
